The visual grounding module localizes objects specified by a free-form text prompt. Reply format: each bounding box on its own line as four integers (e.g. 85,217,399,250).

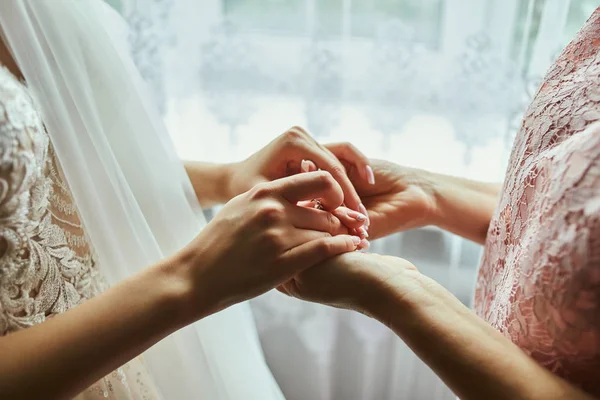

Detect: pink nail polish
351,236,361,246
365,165,375,185
301,160,310,173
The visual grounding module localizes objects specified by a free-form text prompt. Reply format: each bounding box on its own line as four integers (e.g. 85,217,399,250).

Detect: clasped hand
179,127,431,320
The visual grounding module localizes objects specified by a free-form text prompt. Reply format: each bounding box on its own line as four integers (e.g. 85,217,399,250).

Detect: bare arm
0,257,190,399
372,263,595,400
184,161,236,208
429,172,502,244
284,252,597,400
0,172,359,399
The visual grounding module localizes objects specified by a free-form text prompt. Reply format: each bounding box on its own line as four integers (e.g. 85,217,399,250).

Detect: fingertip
359,238,370,251
356,226,369,238
332,207,368,230
301,159,310,173
330,234,360,255
358,203,370,228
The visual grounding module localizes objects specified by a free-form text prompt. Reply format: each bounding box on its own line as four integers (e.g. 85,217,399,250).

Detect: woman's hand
341,159,438,240
228,127,373,213
278,252,419,316
343,159,501,243
280,253,597,400
178,171,362,319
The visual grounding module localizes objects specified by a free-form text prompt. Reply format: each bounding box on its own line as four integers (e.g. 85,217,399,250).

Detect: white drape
115,0,597,398
0,1,283,398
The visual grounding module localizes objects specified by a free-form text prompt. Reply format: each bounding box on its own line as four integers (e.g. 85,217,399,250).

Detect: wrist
224,161,244,201
150,245,218,329
366,266,442,329
211,162,239,204
426,172,498,244
418,170,447,229
185,161,239,206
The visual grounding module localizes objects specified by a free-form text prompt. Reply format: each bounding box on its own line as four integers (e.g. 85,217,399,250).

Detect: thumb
280,234,360,274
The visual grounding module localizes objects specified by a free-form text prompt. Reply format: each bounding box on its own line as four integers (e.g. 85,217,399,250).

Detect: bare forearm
184,161,237,208
429,173,501,244
371,273,595,400
0,257,195,399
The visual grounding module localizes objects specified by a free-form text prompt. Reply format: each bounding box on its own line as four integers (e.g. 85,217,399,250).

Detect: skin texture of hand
179,171,362,319
228,127,373,214
341,159,501,243
278,251,418,316
340,159,438,240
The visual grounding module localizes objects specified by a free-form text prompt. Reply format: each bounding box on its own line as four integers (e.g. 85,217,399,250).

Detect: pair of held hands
180,127,437,320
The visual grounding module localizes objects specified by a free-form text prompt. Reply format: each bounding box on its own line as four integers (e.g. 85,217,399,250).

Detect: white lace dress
0,66,161,399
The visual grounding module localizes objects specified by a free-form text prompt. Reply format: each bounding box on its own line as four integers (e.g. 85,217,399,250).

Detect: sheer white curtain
112,0,597,398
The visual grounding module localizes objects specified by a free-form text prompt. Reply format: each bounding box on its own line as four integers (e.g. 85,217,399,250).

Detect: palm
346,160,435,240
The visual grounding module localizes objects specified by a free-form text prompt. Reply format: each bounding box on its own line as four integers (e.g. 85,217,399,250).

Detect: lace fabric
475,8,600,395
0,66,160,398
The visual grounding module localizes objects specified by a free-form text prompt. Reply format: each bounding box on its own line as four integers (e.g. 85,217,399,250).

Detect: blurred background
108,1,597,398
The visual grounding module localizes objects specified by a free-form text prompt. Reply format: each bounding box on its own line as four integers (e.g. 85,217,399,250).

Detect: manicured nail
357,226,369,238
301,159,310,173
351,236,361,246
347,210,367,222
365,165,375,185
358,203,370,228
360,239,370,250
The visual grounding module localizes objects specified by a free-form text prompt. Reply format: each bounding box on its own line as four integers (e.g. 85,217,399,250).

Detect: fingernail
365,165,375,185
301,159,310,173
357,226,369,238
358,203,370,227
351,236,361,246
360,239,370,250
347,210,367,222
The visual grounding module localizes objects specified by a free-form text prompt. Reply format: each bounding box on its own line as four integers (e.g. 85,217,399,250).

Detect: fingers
301,159,317,173
280,234,360,274
268,171,344,211
287,205,349,235
313,156,363,212
324,142,375,185
282,127,363,212
331,206,368,231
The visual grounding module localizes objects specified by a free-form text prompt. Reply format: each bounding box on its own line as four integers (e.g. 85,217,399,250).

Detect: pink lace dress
475,7,600,396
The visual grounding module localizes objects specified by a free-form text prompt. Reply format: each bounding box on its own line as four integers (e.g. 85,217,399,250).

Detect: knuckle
248,183,271,199
256,202,285,225
282,127,307,145
340,141,355,151
326,212,341,234
328,163,346,177
263,229,285,249
316,239,334,257
288,126,308,136
314,170,334,187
